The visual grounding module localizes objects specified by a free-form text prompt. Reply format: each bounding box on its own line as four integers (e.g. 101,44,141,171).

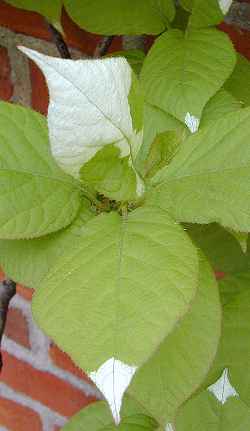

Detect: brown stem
94,36,114,58
0,279,16,371
47,23,71,59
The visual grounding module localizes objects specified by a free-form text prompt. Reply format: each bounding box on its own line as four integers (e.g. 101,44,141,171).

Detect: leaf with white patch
208,369,239,404
89,358,137,424
141,28,236,124
150,108,250,232
184,113,199,133
0,200,94,289
19,47,144,199
128,253,221,425
175,389,250,430
62,397,158,430
0,102,80,239
31,206,198,398
219,0,233,15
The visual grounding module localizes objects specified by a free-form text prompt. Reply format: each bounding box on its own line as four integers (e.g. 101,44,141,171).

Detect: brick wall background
0,0,250,430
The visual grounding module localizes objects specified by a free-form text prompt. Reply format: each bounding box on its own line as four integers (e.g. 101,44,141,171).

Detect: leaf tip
208,368,239,404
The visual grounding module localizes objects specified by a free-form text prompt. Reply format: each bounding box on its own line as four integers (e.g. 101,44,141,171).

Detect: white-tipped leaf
208,368,239,404
89,357,137,424
218,0,233,14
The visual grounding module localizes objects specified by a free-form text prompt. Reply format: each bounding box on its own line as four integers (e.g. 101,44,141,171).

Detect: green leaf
180,0,192,11
5,0,62,27
224,54,250,107
135,103,185,171
0,201,94,289
0,102,80,239
128,253,221,425
32,205,198,371
144,130,182,178
200,89,243,128
150,108,250,232
63,398,158,430
80,145,138,202
203,280,250,407
225,229,248,254
186,223,250,274
141,28,236,127
175,390,250,430
64,0,175,35
188,0,224,28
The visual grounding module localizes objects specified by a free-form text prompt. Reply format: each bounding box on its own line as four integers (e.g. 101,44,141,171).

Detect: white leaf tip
208,368,239,404
89,357,137,424
218,0,233,14
185,112,200,133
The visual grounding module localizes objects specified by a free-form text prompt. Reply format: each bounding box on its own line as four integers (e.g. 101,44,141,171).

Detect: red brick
4,307,30,349
49,344,92,383
0,352,96,417
0,46,13,101
16,284,34,301
29,62,49,115
0,1,50,40
219,22,250,60
0,396,42,431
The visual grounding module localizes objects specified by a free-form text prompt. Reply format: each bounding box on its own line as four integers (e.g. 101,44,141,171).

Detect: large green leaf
63,398,158,430
186,223,249,274
224,54,250,107
0,201,94,289
64,0,175,35
141,28,236,126
128,253,221,426
203,280,250,407
5,0,62,26
200,89,242,129
150,108,250,232
0,102,80,239
32,205,198,370
175,390,250,430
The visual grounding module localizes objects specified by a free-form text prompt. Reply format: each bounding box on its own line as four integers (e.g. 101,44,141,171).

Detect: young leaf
31,206,198,420
203,281,250,407
64,0,175,35
0,201,94,289
150,108,250,232
80,145,138,201
62,397,158,430
224,54,250,107
0,102,80,239
135,103,185,171
175,387,250,431
141,28,236,127
19,47,145,199
5,0,62,28
200,89,243,129
128,253,221,425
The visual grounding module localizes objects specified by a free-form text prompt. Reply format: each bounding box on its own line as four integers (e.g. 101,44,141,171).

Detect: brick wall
0,0,250,430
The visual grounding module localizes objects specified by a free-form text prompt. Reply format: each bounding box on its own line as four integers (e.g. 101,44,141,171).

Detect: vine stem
0,279,16,371
94,36,114,58
47,23,71,59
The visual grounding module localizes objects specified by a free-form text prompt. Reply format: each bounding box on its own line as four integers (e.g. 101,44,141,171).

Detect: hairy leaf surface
0,102,80,239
